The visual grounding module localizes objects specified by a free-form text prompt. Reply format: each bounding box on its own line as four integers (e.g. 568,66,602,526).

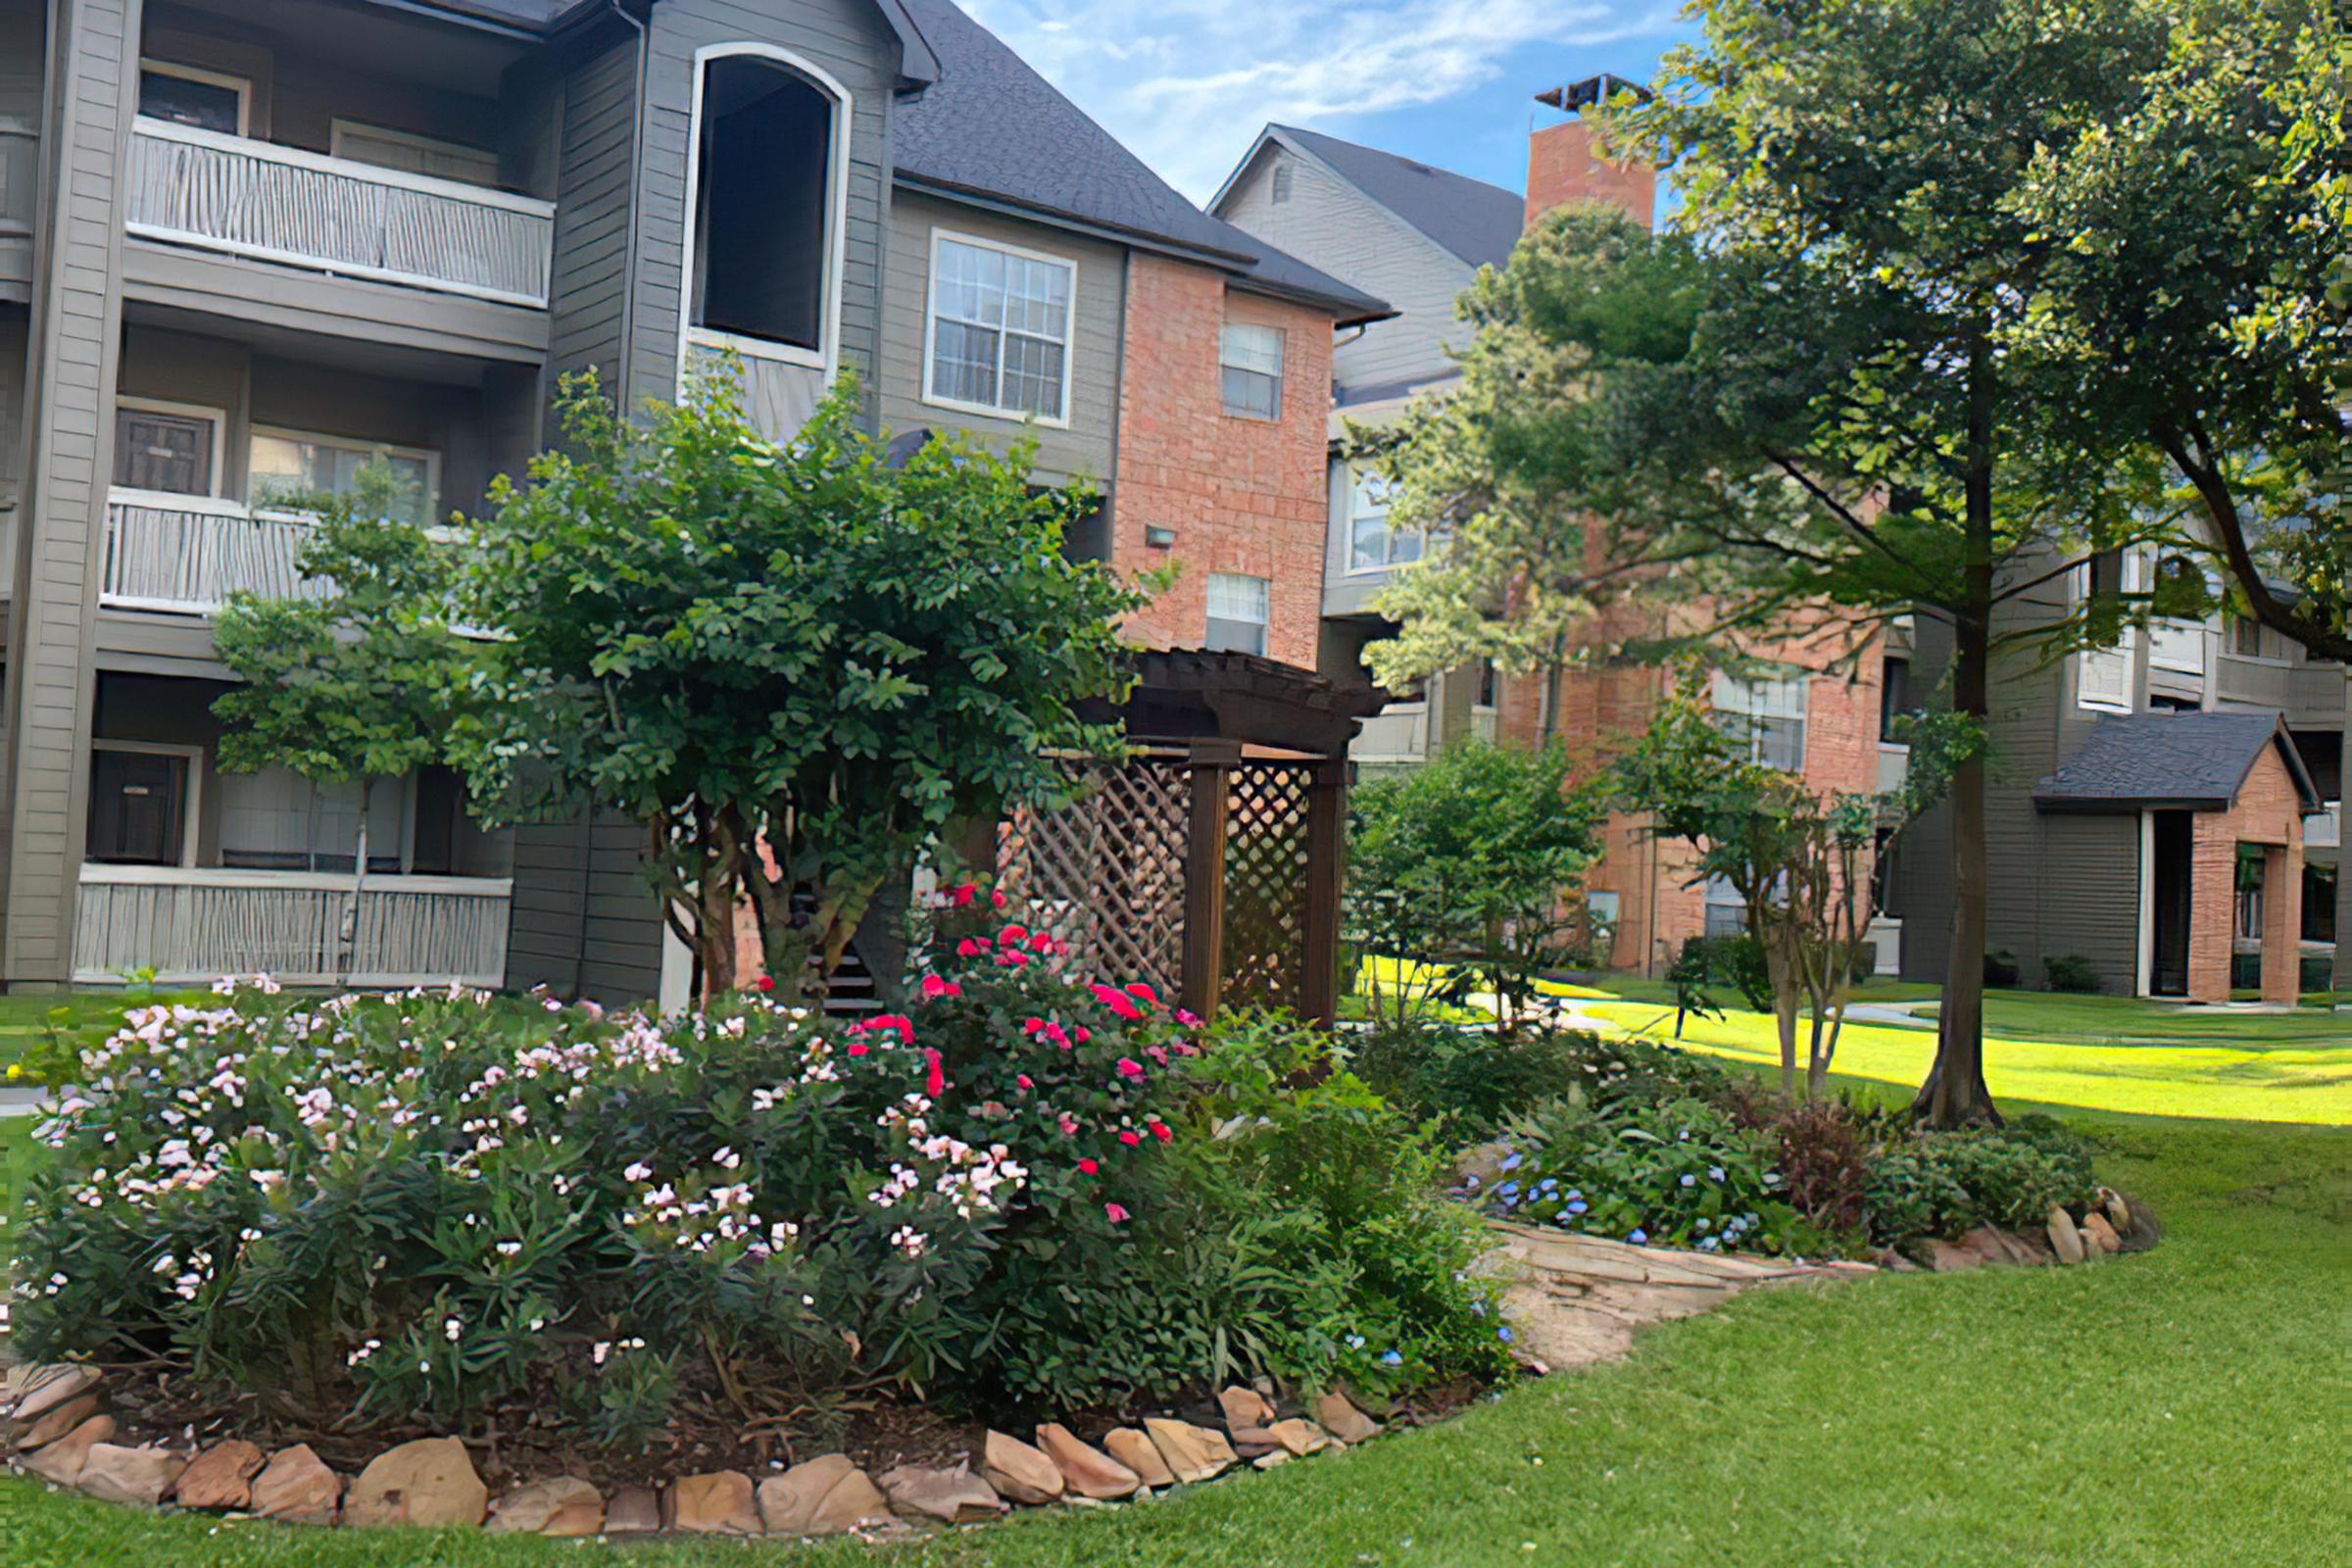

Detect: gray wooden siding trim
122,240,550,363
545,33,638,405
1215,144,1476,395
630,0,896,417
874,189,1118,486
503,807,663,1004
3,0,145,982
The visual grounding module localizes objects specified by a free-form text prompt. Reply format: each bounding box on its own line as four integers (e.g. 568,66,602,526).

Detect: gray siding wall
1216,143,1476,396
504,808,663,1005
545,32,637,401
874,189,1120,486
3,0,143,983
628,0,897,413
0,0,36,295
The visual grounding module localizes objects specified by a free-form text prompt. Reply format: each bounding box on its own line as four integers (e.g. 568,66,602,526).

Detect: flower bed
7,891,1505,1453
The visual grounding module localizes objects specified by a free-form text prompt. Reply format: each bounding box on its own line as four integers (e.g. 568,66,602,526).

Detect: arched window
681,45,850,370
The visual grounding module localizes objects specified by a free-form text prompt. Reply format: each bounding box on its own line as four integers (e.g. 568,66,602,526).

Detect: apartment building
0,0,1380,1000
1212,80,1894,977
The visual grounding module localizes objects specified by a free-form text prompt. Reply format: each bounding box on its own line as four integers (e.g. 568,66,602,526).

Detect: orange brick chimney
1525,73,1656,230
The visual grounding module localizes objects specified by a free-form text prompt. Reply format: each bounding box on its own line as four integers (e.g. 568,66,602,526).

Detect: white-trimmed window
138,60,250,137
248,428,440,528
924,231,1075,422
85,742,203,868
1205,571,1270,657
1346,466,1424,572
682,45,850,369
1711,669,1809,772
1702,875,1747,938
330,121,500,187
1220,322,1284,419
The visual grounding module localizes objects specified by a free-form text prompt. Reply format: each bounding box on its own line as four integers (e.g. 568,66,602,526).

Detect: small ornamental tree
460,368,1145,1002
1616,676,1969,1100
212,466,481,977
1347,740,1602,1034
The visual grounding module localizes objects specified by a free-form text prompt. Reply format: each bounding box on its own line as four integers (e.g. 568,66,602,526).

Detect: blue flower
1538,1178,1557,1192
1498,1181,1520,1197
1498,1152,1523,1172
1464,1174,1481,1189
1346,1333,1365,1349
1381,1350,1403,1367
1564,1189,1583,1201
1627,1228,1648,1246
1707,1165,1726,1182
1553,1212,1574,1227
1679,1173,1695,1187
1697,1235,1721,1251
1496,1327,1514,1343
1566,1200,1588,1214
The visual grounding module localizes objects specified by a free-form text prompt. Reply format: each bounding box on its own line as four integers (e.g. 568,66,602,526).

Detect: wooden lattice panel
1220,762,1312,1012
998,759,1190,998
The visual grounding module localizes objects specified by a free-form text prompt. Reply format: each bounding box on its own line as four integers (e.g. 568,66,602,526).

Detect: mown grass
4,1081,2345,1567
1573,998,2352,1125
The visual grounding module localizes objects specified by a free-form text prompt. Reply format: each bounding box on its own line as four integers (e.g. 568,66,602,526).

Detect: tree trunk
345,778,371,989
1914,325,2002,1128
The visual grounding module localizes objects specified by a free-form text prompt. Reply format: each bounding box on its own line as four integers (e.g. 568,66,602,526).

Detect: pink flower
997,951,1032,968
1118,1129,1142,1147
1074,1027,1092,1044
1090,985,1143,1021
956,938,986,957
1078,1157,1099,1175
924,1048,946,1099
1175,1008,1201,1027
1057,1112,1079,1136
1146,1046,1169,1066
919,974,960,1000
1125,982,1158,1005
999,924,1031,950
754,974,775,993
951,882,977,908
1022,1016,1046,1035
1150,1120,1172,1143
1103,1202,1129,1224
848,1042,870,1057
1016,1074,1033,1090
1115,1057,1144,1080
992,889,1009,909
1028,930,1057,954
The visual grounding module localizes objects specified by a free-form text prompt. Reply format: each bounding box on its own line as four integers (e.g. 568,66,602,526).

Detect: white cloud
958,0,1672,200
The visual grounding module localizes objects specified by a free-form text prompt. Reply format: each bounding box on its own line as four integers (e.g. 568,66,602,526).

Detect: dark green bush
2044,954,2099,993
1862,1127,2099,1242
1347,1020,1588,1135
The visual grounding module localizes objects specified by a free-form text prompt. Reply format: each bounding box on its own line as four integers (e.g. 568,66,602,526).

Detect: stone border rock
2,1199,2153,1543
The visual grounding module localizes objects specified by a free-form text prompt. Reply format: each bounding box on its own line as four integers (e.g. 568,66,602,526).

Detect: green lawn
4,1085,2345,1566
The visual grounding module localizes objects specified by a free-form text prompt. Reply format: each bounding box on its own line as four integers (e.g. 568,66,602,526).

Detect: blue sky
958,1,1701,204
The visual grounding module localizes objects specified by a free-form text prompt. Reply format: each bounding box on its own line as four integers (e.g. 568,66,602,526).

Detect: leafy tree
1347,740,1602,1035
212,466,481,978
459,368,1144,1002
1357,0,2286,1124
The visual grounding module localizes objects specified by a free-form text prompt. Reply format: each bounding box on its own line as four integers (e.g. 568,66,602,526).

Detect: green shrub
2044,954,2099,993
1482,1092,1817,1255
1861,1127,2098,1243
1347,1020,1586,1136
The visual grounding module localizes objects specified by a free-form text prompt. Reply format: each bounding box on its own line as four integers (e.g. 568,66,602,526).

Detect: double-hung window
926,232,1074,422
1205,572,1270,656
1220,322,1284,419
1711,668,1809,772
248,429,439,528
1347,466,1423,572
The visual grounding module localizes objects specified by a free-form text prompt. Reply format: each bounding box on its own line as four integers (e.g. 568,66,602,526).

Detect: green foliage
1348,740,1602,1031
210,466,481,880
458,364,1145,999
1862,1130,2098,1244
2044,955,2100,994
1666,933,1772,1018
1487,1093,1815,1256
1347,1019,1589,1138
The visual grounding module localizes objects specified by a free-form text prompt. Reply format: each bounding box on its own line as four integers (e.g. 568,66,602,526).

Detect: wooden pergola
997,650,1385,1026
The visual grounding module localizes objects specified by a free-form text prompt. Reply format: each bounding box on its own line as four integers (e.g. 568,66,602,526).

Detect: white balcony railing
74,864,512,988
125,118,555,307
102,488,323,613
2307,804,2342,852
1352,703,1431,764
1877,741,1911,796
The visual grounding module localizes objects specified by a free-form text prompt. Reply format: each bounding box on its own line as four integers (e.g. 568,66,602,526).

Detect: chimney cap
1535,73,1653,114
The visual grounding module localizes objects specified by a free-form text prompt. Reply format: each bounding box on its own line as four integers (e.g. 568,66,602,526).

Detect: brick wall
1525,120,1656,230
1112,253,1333,669
2186,745,2305,1004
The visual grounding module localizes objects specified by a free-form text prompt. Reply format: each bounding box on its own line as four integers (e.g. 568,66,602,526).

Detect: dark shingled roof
386,2,941,82
2034,710,2322,813
893,1,1387,321
1259,124,1527,270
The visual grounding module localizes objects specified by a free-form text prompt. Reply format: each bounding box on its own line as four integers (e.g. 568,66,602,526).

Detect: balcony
124,118,554,308
2308,803,2341,853
1877,741,1911,796
74,864,511,988
101,489,322,614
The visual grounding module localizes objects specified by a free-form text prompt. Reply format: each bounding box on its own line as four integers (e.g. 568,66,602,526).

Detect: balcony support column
2,0,147,985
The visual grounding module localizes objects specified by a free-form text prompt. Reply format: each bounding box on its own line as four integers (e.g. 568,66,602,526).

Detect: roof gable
2034,710,2324,813
1219,124,1525,272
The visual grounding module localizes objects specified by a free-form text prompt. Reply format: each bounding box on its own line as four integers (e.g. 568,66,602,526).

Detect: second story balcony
125,117,555,309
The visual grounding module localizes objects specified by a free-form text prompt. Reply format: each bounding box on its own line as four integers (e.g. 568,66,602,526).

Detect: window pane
1219,323,1284,376
1349,510,1391,572
86,751,188,866
931,318,1001,406
1206,571,1269,624
1389,526,1423,564
249,434,433,526
140,68,242,135
1222,366,1279,419
220,767,403,873
1002,333,1065,417
932,239,1006,326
